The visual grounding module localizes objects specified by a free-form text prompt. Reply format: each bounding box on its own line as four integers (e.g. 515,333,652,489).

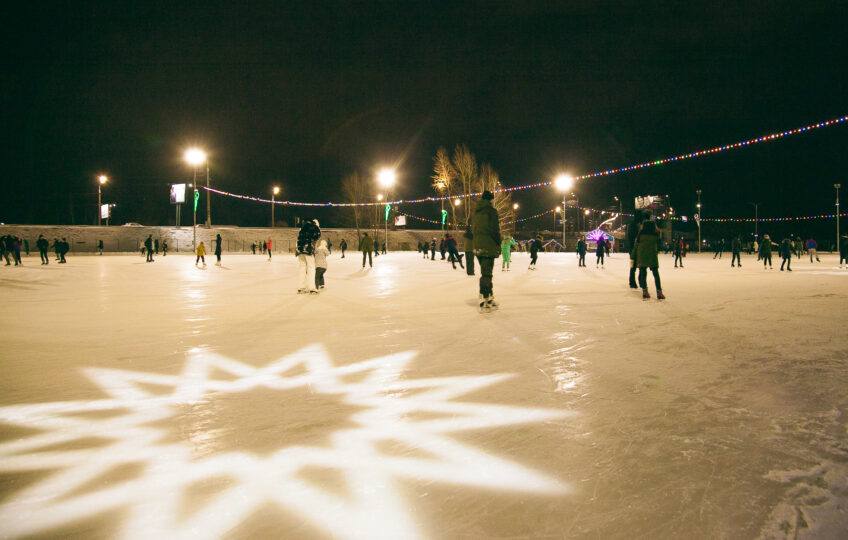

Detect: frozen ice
1,250,846,538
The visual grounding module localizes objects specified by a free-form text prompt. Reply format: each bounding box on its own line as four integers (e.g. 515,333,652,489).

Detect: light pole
749,202,760,241
614,196,623,230
583,208,591,231
696,189,702,253
836,183,842,253
554,206,561,231
435,180,446,231
554,173,574,249
453,198,462,229
96,175,108,226
271,186,280,227
377,168,396,252
184,148,207,249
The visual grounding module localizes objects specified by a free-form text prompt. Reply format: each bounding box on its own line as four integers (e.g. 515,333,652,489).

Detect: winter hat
482,190,494,200
313,219,320,228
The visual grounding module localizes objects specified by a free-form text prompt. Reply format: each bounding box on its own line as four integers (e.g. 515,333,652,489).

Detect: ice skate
478,295,491,313
309,290,319,295
642,289,650,300
486,295,499,309
657,290,666,300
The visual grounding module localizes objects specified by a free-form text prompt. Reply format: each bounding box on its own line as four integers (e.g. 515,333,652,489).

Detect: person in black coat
576,238,587,267
595,237,605,268
340,239,347,258
445,234,464,270
58,238,69,263
214,233,223,266
463,226,475,275
528,235,541,270
430,238,436,260
36,235,49,265
144,235,154,262
626,211,647,288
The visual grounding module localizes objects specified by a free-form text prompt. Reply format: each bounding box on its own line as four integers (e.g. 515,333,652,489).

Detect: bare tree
341,172,366,239
452,144,478,225
432,147,459,227
478,163,515,234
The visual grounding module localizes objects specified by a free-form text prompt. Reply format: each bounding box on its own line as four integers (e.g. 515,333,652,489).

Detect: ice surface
1,250,846,538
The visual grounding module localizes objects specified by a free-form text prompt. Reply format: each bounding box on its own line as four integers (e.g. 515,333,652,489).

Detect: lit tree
452,144,478,225
478,163,515,234
432,147,458,227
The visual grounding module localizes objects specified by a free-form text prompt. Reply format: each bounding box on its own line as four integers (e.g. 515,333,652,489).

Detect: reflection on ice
0,344,573,539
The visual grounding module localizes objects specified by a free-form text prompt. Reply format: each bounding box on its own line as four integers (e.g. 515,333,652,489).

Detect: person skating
759,234,774,269
445,234,464,270
144,235,154,262
195,241,207,267
214,234,223,266
295,219,321,294
793,237,803,259
528,234,541,270
267,237,273,260
806,237,820,262
36,235,49,265
327,239,333,255
473,191,502,312
753,239,760,261
730,236,742,267
595,237,605,268
576,237,587,267
839,234,848,268
463,225,475,276
635,220,664,300
23,239,29,256
779,236,793,271
381,241,386,255
52,238,61,261
154,238,160,254
162,240,168,256
340,238,347,258
430,238,436,260
713,239,725,259
251,242,256,255
673,237,685,268
97,239,104,255
359,232,374,268
626,211,646,288
58,238,69,263
439,237,446,260
500,235,516,271
12,237,22,266
314,237,329,289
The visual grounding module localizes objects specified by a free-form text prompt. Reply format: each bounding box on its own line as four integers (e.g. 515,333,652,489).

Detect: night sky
5,2,848,237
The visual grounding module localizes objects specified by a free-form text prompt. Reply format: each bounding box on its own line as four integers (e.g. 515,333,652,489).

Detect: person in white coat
314,238,329,289
296,219,321,294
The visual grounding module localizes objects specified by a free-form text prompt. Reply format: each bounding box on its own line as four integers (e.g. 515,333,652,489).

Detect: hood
475,198,493,213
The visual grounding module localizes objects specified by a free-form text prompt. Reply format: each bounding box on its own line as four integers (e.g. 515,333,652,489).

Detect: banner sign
100,204,111,219
394,215,407,227
170,184,186,204
635,195,665,210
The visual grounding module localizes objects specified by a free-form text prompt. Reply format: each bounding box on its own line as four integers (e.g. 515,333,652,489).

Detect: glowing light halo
0,345,572,538
203,114,848,207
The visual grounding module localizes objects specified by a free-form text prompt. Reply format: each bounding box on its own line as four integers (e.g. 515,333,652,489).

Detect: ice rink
1,249,846,539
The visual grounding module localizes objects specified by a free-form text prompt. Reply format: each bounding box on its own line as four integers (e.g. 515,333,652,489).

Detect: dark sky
4,1,848,235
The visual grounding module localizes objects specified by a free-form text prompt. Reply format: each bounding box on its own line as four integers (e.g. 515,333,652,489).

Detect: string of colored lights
203,113,848,207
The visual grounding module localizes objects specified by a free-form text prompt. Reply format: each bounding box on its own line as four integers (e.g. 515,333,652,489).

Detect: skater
262,240,267,254
267,237,273,260
779,236,793,271
162,240,168,256
626,211,647,288
439,237,446,260
97,239,104,255
250,242,256,255
359,232,374,268
144,235,154,262
528,234,541,270
805,237,820,262
576,237,587,267
58,238,69,263
327,239,333,255
500,234,516,271
759,234,774,269
195,241,206,267
463,226,475,276
793,237,803,259
340,238,347,258
713,239,725,259
381,241,387,255
154,238,160,254
840,234,848,268
314,237,329,289
730,236,742,267
53,238,61,261
23,239,29,256
296,219,321,294
635,220,664,300
473,191,501,312
36,234,49,265
373,237,380,258
595,237,605,268
753,239,760,261
214,234,223,266
673,237,685,268
445,234,464,269
430,238,436,260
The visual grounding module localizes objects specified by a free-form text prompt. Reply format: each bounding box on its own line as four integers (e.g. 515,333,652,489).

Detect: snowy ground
1,250,846,539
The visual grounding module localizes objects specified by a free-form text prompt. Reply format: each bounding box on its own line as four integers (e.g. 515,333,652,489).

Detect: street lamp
184,147,207,248
836,184,842,253
583,208,591,231
376,168,396,251
749,202,760,241
554,173,574,248
695,189,702,253
183,147,210,228
96,175,108,226
271,186,281,228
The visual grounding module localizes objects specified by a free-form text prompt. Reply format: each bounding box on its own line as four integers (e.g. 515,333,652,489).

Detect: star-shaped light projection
0,345,573,539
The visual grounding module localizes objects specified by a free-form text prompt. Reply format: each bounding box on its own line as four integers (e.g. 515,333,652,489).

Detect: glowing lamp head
272,186,280,196
554,173,574,192
454,199,461,206
376,194,384,201
377,168,396,188
184,148,207,166
97,175,108,185
512,203,519,210
584,209,590,215
555,206,562,213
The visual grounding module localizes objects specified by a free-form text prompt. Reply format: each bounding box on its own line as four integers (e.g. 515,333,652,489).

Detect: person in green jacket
359,232,374,268
472,191,502,311
500,235,517,271
635,220,665,300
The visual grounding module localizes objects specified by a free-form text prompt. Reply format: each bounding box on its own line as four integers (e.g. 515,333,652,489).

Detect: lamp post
184,148,207,249
435,180,446,231
96,175,108,226
583,208,591,231
453,198,461,229
377,168,396,252
836,183,842,253
554,206,561,231
696,189,702,253
554,173,574,249
614,196,623,230
271,186,280,227
749,202,760,241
